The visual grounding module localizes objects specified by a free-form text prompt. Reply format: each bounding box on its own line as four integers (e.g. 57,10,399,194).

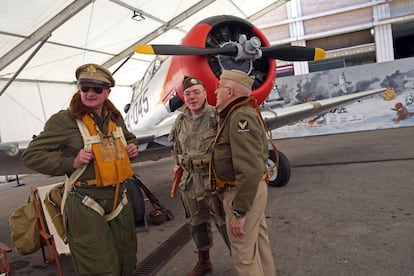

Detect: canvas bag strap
251,100,280,169
60,119,92,214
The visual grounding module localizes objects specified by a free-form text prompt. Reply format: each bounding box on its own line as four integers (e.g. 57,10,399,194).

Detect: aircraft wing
130,123,175,163
0,141,36,175
129,88,385,163
261,88,385,130
0,121,177,175
0,88,384,176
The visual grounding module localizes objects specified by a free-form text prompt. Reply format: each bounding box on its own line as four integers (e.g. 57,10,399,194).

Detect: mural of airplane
329,72,353,94
0,15,384,188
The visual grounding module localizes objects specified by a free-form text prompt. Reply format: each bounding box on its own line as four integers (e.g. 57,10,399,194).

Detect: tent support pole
0,35,50,97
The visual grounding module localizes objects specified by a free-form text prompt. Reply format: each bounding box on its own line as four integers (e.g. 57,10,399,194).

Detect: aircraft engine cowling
167,15,276,107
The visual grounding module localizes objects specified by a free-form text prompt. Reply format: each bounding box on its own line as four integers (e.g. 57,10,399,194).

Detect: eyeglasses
80,86,106,94
215,84,231,91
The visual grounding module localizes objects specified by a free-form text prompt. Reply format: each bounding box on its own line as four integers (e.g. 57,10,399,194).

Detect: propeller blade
134,44,326,62
134,44,237,56
262,46,325,61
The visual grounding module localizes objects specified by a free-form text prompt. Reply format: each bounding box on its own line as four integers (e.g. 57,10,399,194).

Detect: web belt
71,187,128,221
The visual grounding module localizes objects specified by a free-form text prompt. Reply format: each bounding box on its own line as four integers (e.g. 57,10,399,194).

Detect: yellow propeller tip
133,45,155,55
314,48,326,60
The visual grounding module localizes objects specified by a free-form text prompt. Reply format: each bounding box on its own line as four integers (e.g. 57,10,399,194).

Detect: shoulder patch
237,119,250,132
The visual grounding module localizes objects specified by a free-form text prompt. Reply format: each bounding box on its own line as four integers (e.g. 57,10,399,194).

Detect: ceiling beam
102,0,215,69
0,0,93,71
248,0,291,22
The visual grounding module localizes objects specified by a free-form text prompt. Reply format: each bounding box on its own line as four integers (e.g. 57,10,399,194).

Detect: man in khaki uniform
211,69,276,276
168,76,230,276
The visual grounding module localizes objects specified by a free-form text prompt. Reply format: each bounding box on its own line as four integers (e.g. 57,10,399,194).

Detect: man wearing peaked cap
211,69,276,275
22,63,138,275
76,63,115,87
169,75,231,275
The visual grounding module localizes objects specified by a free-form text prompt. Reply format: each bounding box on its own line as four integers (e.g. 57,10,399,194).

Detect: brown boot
186,250,213,276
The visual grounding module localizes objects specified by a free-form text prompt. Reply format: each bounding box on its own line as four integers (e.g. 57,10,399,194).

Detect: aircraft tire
268,150,291,187
125,178,146,227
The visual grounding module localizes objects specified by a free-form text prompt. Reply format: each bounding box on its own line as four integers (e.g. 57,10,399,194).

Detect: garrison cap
220,69,255,89
182,76,204,91
76,63,115,87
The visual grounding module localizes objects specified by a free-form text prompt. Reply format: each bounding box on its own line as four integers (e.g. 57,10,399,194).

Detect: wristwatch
233,210,246,219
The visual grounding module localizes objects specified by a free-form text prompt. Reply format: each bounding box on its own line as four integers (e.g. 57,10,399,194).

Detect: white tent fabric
0,0,284,142
0,0,281,85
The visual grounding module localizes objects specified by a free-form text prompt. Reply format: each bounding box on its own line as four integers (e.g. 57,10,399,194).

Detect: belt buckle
225,185,236,191
79,180,89,187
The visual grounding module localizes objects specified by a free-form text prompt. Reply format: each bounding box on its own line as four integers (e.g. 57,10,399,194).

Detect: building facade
254,0,414,76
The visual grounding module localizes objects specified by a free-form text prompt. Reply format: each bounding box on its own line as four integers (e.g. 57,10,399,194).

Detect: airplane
329,72,353,94
0,15,385,189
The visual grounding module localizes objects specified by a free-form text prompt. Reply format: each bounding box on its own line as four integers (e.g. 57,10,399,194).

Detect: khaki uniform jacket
21,109,137,181
168,104,217,200
212,97,268,213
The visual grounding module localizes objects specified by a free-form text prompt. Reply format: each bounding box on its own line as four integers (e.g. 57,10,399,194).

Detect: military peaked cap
76,63,115,87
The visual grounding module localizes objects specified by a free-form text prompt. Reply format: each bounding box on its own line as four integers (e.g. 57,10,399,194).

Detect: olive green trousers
65,190,137,276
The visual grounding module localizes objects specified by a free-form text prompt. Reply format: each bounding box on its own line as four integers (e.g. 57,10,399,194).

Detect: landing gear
266,150,291,187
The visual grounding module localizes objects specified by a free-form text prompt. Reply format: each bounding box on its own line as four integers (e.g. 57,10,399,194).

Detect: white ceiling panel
0,35,23,60
1,42,114,82
0,0,287,86
0,0,72,35
121,0,201,21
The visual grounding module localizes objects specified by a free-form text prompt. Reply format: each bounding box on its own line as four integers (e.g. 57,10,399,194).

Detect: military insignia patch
86,64,97,76
237,119,249,132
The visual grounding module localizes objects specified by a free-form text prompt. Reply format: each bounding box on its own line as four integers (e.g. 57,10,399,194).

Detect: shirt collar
218,96,249,119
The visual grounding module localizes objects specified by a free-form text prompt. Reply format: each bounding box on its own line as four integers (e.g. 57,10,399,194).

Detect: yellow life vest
81,114,134,186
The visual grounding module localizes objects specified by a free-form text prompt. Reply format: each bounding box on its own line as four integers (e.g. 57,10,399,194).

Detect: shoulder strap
76,119,101,147
112,126,127,146
172,113,185,154
251,100,279,169
60,119,90,214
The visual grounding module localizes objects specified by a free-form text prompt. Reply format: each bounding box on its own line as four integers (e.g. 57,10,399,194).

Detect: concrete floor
1,126,413,276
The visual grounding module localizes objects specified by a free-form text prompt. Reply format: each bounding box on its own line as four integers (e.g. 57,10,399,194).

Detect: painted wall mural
266,57,414,139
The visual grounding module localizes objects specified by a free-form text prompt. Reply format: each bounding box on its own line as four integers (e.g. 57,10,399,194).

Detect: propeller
262,46,325,61
134,44,238,57
134,38,325,62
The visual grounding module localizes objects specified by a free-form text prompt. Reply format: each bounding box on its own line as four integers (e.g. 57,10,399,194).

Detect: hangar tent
0,0,286,142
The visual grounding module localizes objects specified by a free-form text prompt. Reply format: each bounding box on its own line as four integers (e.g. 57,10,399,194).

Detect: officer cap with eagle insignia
76,63,115,87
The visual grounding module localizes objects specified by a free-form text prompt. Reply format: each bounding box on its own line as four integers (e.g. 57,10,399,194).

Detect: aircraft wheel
267,150,291,187
125,178,146,227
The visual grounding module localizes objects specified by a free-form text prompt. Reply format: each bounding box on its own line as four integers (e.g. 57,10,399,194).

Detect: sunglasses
80,86,106,94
